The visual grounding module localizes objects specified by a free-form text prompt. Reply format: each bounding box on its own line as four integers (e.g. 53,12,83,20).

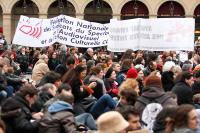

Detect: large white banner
13,15,195,51
13,15,109,47
108,18,195,52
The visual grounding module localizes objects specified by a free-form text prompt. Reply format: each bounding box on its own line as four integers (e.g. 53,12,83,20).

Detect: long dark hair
62,64,86,85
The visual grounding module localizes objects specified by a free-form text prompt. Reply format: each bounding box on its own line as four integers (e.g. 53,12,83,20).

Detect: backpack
137,94,171,133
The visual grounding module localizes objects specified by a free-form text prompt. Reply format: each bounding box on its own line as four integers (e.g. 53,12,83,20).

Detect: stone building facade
0,0,200,43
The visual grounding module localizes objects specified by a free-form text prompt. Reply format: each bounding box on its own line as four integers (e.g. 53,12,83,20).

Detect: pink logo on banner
19,25,42,38
18,18,43,39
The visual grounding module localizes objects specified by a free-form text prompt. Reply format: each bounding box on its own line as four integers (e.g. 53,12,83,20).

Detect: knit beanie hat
144,75,163,89
126,68,138,79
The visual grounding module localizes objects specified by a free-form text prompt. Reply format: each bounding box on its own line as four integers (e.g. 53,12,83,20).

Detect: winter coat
48,58,60,71
16,53,29,72
116,72,126,86
70,79,91,103
31,91,53,112
135,87,177,116
1,93,39,133
5,73,22,88
172,82,193,105
192,81,200,95
89,75,106,99
32,59,50,82
82,53,92,62
104,78,119,97
143,66,152,77
54,64,68,77
39,101,80,133
161,71,174,92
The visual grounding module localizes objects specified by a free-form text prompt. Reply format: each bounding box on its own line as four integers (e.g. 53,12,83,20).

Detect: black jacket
161,71,174,92
31,91,53,112
1,93,39,133
82,53,92,62
172,82,193,105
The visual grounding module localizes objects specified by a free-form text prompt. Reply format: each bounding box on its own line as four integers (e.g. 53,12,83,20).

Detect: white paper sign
13,15,109,48
179,52,188,62
108,18,195,52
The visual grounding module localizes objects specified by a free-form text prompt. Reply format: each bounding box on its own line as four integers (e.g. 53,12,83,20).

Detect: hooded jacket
39,101,80,133
135,87,177,116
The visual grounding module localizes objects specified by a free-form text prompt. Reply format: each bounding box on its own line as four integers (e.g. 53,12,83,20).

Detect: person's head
144,75,163,89
66,56,76,69
38,71,62,88
162,61,176,73
121,59,134,72
57,83,72,94
148,61,157,71
58,91,74,105
119,79,139,95
121,49,134,62
39,54,49,64
62,64,87,84
174,104,198,130
105,67,116,80
90,66,104,79
126,68,138,79
78,57,86,66
136,67,144,81
97,111,129,133
155,106,177,132
182,63,193,72
149,70,161,78
41,83,57,97
19,84,38,106
117,105,141,131
136,51,143,59
87,48,94,57
173,65,182,78
175,71,194,87
105,57,113,67
134,57,145,66
119,88,138,106
51,52,57,59
87,60,95,74
20,47,26,54
112,62,121,73
70,47,76,54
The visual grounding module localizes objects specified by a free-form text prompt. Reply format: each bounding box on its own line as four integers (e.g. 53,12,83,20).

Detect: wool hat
144,75,163,89
97,111,129,133
126,68,138,79
162,61,175,72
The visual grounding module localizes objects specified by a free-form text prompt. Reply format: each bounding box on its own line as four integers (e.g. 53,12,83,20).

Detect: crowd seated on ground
0,44,200,133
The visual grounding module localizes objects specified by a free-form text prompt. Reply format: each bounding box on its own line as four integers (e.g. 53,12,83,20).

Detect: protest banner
13,15,109,48
108,18,195,52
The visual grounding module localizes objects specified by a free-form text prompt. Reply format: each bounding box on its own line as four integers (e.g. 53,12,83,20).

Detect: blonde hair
119,79,138,93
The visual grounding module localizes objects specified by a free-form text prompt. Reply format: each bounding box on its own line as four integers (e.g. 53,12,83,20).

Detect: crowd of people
0,41,200,133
